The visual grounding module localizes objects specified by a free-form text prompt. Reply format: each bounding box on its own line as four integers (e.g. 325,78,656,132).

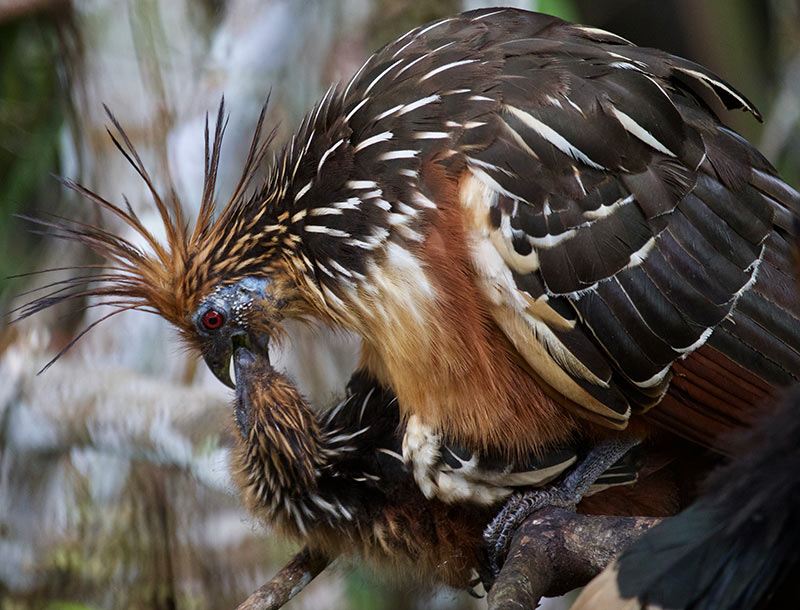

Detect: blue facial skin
195,276,275,328
194,277,275,389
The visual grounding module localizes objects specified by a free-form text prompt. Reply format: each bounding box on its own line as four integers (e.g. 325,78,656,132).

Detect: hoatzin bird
18,7,800,575
230,344,634,588
573,386,800,610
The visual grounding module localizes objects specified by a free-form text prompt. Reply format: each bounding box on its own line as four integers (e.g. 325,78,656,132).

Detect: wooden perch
236,509,661,610
488,507,662,609
235,547,331,610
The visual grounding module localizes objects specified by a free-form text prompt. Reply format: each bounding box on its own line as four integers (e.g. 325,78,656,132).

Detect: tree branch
488,507,661,609
235,510,661,610
235,547,331,610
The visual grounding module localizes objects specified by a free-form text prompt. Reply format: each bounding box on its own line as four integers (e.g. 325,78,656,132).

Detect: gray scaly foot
483,436,642,576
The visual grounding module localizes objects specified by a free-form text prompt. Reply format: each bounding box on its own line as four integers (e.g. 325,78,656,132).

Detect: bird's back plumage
216,8,800,457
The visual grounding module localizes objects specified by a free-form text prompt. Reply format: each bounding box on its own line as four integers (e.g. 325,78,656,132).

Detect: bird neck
232,358,377,536
234,371,327,511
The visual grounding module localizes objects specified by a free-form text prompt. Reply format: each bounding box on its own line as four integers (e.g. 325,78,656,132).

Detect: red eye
202,309,225,330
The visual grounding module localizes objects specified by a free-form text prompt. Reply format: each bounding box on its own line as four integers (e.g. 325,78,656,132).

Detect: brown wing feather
650,359,768,454
413,9,800,442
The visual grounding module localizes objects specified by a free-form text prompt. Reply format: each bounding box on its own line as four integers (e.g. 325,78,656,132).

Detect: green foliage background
0,15,63,309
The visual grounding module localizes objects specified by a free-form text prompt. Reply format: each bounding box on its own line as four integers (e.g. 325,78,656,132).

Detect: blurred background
1,0,798,608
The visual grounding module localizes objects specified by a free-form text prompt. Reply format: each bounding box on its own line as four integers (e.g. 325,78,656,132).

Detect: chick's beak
232,339,273,439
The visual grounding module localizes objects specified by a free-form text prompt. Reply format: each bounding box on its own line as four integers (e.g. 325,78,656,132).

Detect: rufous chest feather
357,165,580,454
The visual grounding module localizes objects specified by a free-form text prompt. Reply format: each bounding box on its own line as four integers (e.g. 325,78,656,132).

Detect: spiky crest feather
14,99,276,366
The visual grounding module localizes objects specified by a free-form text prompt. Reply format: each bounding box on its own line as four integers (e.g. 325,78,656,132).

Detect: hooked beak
204,345,234,389
204,332,269,389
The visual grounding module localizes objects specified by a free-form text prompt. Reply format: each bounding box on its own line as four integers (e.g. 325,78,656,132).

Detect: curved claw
483,436,642,576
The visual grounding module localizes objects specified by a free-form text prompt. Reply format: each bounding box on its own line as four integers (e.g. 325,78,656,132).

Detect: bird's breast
349,162,582,456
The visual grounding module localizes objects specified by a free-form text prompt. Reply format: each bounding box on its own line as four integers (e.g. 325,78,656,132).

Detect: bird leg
483,436,641,576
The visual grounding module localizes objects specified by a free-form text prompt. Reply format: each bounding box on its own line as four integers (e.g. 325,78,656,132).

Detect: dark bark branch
235,547,331,610
488,507,661,609
236,510,660,609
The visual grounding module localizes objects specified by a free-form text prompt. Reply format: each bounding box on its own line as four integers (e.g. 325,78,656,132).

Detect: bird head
15,100,299,387
192,276,281,388
18,87,381,384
